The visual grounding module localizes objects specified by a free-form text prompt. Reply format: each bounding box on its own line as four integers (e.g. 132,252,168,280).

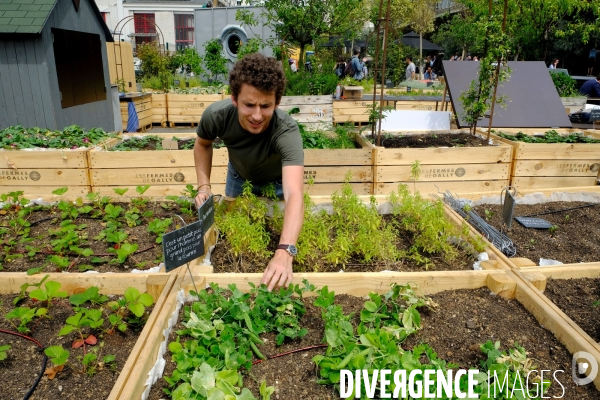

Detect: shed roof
0,0,113,40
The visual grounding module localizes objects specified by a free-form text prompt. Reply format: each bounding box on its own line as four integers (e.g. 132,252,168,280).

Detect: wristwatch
277,244,298,257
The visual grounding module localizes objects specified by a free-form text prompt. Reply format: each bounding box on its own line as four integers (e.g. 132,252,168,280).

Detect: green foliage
165,281,310,398
0,125,116,149
550,72,582,97
147,218,173,243
5,306,47,333
388,184,485,267
497,130,600,143
365,102,394,127
203,39,229,81
29,279,68,307
284,69,338,96
44,345,70,367
137,43,174,91
0,344,11,361
58,309,104,337
69,286,109,307
172,47,204,76
299,124,356,149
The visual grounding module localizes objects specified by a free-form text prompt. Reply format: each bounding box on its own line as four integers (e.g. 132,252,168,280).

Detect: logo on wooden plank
173,172,185,182
422,167,467,179
29,171,41,181
558,163,599,173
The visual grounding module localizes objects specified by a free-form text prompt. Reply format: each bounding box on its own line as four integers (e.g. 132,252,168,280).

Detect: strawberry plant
0,125,116,149
29,279,68,307
5,306,48,333
0,344,11,361
69,286,109,308
147,218,173,243
106,287,154,333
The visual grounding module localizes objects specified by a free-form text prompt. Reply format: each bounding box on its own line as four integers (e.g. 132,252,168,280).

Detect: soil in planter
109,136,224,151
0,293,151,400
472,201,600,264
367,132,492,148
148,288,598,400
544,278,600,343
0,201,197,273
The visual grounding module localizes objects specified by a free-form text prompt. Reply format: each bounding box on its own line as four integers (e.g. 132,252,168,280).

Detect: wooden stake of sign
161,139,179,150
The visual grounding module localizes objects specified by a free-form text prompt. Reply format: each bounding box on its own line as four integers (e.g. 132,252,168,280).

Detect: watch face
288,245,298,256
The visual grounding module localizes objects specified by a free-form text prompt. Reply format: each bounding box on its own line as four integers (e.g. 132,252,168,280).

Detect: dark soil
148,288,599,399
211,216,477,274
0,202,196,273
472,201,600,264
110,136,223,151
544,278,600,343
368,133,491,148
0,293,151,400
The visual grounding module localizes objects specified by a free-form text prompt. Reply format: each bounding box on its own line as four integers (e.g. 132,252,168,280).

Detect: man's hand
260,250,293,291
194,189,212,208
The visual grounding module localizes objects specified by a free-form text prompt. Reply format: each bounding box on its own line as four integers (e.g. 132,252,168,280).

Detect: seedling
0,345,11,361
564,214,570,222
58,309,103,352
484,209,495,221
107,287,154,333
549,225,559,236
69,286,108,307
5,307,47,333
147,218,172,243
44,345,70,367
29,279,68,307
112,188,129,197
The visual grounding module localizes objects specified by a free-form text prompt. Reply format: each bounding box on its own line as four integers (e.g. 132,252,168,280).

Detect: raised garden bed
470,200,600,265
143,270,600,399
368,130,512,196
333,99,396,124
489,129,600,190
0,188,208,274
90,131,374,198
209,185,492,273
0,272,177,400
0,125,119,201
120,94,152,132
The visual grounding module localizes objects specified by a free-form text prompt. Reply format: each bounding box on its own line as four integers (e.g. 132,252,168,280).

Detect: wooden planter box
0,271,179,399
120,94,153,132
89,133,374,197
165,94,225,126
150,93,167,126
333,99,395,124
372,130,513,196
278,95,333,130
0,137,120,200
394,99,453,113
489,129,600,190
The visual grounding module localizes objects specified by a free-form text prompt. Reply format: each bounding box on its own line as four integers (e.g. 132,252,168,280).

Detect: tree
172,48,204,76
136,43,174,92
203,39,228,81
262,0,367,68
406,0,436,79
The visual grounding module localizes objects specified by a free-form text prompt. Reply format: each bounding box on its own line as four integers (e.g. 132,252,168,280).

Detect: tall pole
377,0,392,146
486,0,508,140
370,0,391,146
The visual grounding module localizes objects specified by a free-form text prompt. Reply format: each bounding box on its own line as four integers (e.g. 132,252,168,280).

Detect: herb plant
497,130,600,144
0,345,11,361
0,125,116,149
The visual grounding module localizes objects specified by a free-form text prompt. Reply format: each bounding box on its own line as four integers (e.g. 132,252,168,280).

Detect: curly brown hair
229,53,287,104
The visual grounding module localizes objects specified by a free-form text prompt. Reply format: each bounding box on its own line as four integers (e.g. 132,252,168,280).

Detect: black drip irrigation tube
0,328,47,400
520,203,599,218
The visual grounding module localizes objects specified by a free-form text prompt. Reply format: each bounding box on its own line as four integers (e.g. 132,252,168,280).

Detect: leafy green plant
498,130,600,144
0,344,11,361
484,209,495,221
107,287,154,333
550,72,582,98
29,279,68,307
58,309,103,351
203,39,228,81
299,124,355,149
147,218,173,243
69,286,109,307
44,345,70,367
5,306,47,333
0,125,116,149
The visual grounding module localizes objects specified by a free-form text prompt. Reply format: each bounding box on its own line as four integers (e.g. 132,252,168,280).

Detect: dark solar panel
443,61,572,128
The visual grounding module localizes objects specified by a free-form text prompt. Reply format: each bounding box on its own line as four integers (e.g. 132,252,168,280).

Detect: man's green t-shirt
196,99,304,185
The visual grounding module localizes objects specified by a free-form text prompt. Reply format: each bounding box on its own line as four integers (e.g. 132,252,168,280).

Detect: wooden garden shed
0,0,115,131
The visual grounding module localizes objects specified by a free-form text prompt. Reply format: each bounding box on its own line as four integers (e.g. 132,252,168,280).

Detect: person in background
193,53,304,291
350,47,366,81
579,74,600,98
432,53,443,77
333,56,346,79
588,48,597,76
289,58,297,72
424,65,434,80
405,56,416,81
549,58,559,69
473,56,479,61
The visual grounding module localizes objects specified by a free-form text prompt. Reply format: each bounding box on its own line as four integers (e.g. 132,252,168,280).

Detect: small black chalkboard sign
514,217,554,229
406,86,412,93
198,195,215,236
174,79,180,86
502,190,516,229
162,220,204,272
590,108,600,122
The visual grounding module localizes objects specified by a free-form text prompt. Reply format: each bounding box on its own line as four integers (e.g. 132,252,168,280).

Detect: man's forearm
279,190,304,245
194,139,213,186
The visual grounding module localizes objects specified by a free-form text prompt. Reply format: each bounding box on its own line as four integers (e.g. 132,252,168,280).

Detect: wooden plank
279,95,333,106
333,114,370,123
525,263,600,279
91,165,372,186
439,186,600,201
510,258,538,268
0,168,88,186
0,273,168,295
1,149,89,168
107,273,180,400
168,94,224,103
304,148,372,166
395,101,452,112
374,180,510,195
0,186,89,201
491,133,600,161
375,146,512,165
376,163,509,182
512,159,600,177
181,270,507,297
511,176,598,190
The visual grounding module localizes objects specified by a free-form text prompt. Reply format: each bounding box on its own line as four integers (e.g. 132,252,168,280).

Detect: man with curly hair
193,53,304,291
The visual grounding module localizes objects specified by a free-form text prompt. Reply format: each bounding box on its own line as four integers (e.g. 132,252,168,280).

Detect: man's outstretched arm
193,136,214,206
260,165,304,291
